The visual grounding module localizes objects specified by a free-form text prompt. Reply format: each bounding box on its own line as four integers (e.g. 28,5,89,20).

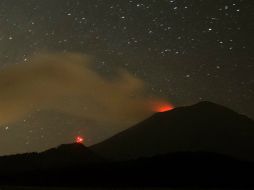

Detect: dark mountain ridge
0,143,104,174
91,101,254,161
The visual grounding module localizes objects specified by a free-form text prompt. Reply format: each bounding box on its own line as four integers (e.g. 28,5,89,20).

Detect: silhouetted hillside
0,151,253,187
41,143,104,166
0,143,104,174
91,101,254,161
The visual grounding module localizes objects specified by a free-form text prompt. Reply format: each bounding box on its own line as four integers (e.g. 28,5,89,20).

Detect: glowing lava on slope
75,136,84,143
157,104,174,112
150,100,174,113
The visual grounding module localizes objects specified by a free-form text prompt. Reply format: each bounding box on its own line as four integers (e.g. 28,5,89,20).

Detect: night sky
0,0,253,155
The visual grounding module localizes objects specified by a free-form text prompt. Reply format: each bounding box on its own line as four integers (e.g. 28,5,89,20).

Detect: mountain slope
91,101,254,161
0,143,104,174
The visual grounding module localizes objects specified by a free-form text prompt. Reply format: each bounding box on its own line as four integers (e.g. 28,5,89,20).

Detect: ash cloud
0,53,157,128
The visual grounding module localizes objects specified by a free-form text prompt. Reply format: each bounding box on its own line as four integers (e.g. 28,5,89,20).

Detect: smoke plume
0,53,157,128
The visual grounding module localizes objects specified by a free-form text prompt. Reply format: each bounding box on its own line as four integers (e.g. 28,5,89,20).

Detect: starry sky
0,0,253,155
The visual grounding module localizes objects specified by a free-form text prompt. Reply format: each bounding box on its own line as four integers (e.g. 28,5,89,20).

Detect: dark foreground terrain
0,148,254,188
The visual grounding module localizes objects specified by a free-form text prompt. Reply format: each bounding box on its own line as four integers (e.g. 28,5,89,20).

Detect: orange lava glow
75,136,84,143
151,100,174,113
157,104,174,112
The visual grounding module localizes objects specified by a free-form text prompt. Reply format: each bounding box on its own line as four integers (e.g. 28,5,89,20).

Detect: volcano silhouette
91,101,254,161
0,101,254,187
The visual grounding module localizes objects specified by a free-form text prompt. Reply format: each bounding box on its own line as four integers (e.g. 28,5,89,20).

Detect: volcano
0,101,254,187
91,101,254,161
